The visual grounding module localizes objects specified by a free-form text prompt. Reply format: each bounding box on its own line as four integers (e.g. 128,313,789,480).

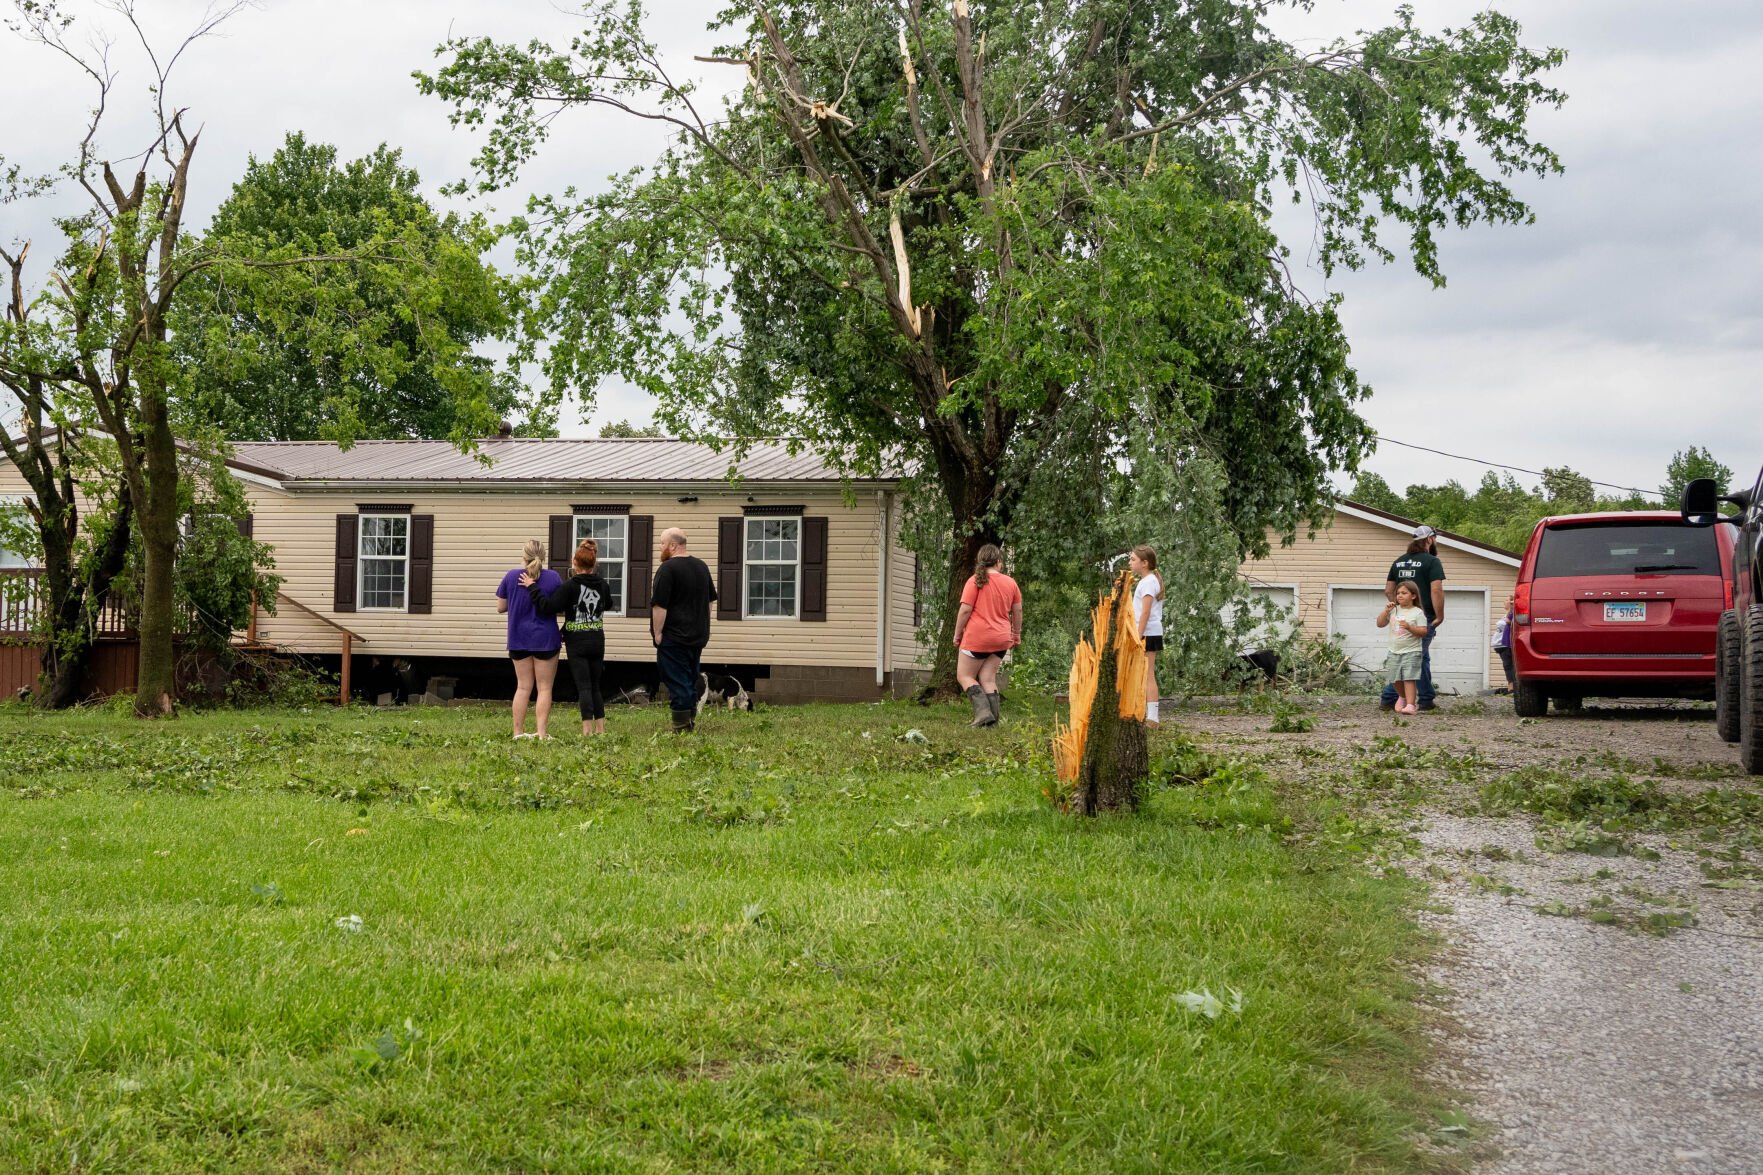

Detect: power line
1371,435,1664,501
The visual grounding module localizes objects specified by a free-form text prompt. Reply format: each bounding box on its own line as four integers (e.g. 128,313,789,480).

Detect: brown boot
966,685,996,727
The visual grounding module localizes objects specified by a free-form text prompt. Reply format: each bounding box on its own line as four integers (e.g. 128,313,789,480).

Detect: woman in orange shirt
952,543,1023,727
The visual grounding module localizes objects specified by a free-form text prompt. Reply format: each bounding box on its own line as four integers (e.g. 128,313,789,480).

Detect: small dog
695,671,753,715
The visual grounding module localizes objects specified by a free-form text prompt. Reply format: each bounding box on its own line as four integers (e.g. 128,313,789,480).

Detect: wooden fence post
339,632,352,706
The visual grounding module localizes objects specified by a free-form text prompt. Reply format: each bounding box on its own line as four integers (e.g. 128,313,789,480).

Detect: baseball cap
1412,525,1437,540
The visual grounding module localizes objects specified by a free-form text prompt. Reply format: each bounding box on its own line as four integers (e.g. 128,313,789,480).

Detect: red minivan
1510,512,1737,716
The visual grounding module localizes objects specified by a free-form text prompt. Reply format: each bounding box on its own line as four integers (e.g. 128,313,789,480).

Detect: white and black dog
695,671,753,715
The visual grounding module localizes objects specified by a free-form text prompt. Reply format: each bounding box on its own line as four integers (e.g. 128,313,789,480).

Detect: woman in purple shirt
497,538,563,738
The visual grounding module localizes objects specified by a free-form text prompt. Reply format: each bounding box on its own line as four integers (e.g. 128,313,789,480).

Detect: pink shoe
1395,700,1416,715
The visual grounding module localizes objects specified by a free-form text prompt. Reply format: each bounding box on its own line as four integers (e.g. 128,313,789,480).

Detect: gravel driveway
1175,697,1763,1175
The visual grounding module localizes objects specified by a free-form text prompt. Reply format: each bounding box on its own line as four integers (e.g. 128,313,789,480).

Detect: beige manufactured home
72,436,922,704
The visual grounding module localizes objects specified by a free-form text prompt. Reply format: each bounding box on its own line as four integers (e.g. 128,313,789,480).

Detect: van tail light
1726,579,1734,611
1514,582,1532,625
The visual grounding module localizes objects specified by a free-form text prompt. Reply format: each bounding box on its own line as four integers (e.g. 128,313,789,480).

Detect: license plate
1603,602,1646,622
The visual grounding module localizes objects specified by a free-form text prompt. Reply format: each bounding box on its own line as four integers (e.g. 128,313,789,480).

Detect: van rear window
1533,522,1721,578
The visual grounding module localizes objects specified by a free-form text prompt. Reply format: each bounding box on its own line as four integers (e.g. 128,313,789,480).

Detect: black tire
1742,603,1763,774
1716,609,1741,744
1555,695,1584,714
1514,675,1547,718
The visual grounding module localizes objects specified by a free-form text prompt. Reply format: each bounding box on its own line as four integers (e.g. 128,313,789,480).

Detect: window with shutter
357,514,410,610
573,514,629,614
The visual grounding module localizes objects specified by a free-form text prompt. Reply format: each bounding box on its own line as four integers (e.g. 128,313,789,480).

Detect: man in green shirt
1380,525,1446,711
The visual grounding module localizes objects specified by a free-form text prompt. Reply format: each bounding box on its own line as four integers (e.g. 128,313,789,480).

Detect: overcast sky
3,0,1759,501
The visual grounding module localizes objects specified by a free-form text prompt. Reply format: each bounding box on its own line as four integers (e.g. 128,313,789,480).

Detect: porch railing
0,568,174,641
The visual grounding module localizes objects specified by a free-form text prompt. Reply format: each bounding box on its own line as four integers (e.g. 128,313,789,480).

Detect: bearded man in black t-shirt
650,527,717,732
1380,524,1446,711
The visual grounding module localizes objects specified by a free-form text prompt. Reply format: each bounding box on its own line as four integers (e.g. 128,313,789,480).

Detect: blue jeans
1381,622,1437,708
657,641,704,713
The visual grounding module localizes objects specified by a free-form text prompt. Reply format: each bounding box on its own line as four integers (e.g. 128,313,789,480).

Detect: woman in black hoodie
520,539,613,736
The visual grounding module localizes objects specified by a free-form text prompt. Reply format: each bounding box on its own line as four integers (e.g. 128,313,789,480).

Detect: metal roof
229,438,896,485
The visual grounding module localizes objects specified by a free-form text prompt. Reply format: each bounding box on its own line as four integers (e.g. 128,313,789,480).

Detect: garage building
1237,500,1521,695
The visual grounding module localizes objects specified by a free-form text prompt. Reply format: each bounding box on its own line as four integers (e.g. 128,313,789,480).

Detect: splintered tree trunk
1076,619,1149,815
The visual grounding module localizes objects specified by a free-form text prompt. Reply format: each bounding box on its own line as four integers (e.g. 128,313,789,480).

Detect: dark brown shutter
626,515,654,616
333,514,358,613
801,516,828,621
408,515,434,615
717,516,743,621
548,515,574,575
235,514,254,539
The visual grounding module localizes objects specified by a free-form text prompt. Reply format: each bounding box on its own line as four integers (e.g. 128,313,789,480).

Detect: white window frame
0,495,41,570
572,514,628,617
357,513,411,613
743,515,802,620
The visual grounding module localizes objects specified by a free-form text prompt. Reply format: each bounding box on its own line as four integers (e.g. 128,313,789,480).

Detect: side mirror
1680,478,1722,527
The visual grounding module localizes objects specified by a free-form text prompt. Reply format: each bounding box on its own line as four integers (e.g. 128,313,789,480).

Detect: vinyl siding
886,497,930,672
1237,512,1519,685
245,484,914,669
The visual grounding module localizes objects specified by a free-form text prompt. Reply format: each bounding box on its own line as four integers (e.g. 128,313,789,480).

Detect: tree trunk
1076,593,1149,814
39,487,132,709
134,401,181,716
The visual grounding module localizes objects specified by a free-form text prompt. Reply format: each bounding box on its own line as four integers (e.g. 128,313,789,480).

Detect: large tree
0,260,133,708
421,0,1563,689
175,133,531,443
1661,446,1732,506
3,1,510,714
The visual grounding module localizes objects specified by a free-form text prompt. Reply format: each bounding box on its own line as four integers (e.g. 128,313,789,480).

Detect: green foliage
1660,446,1732,505
174,133,538,444
1476,764,1763,860
597,418,664,438
0,701,1448,1169
419,0,1566,679
1350,463,1671,555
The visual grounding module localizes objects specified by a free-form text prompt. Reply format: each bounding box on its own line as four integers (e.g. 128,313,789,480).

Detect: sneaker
1378,700,1396,712
1416,703,1438,713
1394,700,1415,715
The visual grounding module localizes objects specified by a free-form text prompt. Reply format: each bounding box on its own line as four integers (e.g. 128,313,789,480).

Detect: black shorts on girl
961,648,1008,659
1144,635,1164,652
508,648,560,661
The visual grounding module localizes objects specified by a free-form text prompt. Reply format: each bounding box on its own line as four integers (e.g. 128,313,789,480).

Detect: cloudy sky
3,0,1759,501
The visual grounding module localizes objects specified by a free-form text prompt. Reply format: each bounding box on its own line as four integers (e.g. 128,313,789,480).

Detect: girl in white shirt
1377,581,1431,715
1129,545,1164,727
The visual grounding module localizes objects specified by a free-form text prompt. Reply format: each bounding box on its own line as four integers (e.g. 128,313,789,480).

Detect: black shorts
960,648,1009,659
1144,635,1164,653
508,648,560,662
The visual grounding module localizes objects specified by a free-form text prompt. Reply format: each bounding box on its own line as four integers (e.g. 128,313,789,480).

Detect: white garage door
1330,587,1488,695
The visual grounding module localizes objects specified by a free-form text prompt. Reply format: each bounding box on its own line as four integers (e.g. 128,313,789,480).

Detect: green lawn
0,698,1450,1172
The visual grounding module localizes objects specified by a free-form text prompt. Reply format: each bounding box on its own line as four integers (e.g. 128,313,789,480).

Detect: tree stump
1076,624,1149,814
1056,572,1151,815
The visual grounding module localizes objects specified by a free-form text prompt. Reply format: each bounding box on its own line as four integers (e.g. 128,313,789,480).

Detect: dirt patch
1172,694,1763,1175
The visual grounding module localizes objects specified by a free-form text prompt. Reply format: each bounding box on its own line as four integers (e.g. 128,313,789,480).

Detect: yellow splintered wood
1052,571,1146,786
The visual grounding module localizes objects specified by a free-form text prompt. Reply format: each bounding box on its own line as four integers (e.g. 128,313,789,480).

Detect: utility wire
1372,435,1664,501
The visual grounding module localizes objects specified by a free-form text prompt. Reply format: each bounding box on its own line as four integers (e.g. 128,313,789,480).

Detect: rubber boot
671,708,694,734
966,684,996,727
986,692,1001,724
